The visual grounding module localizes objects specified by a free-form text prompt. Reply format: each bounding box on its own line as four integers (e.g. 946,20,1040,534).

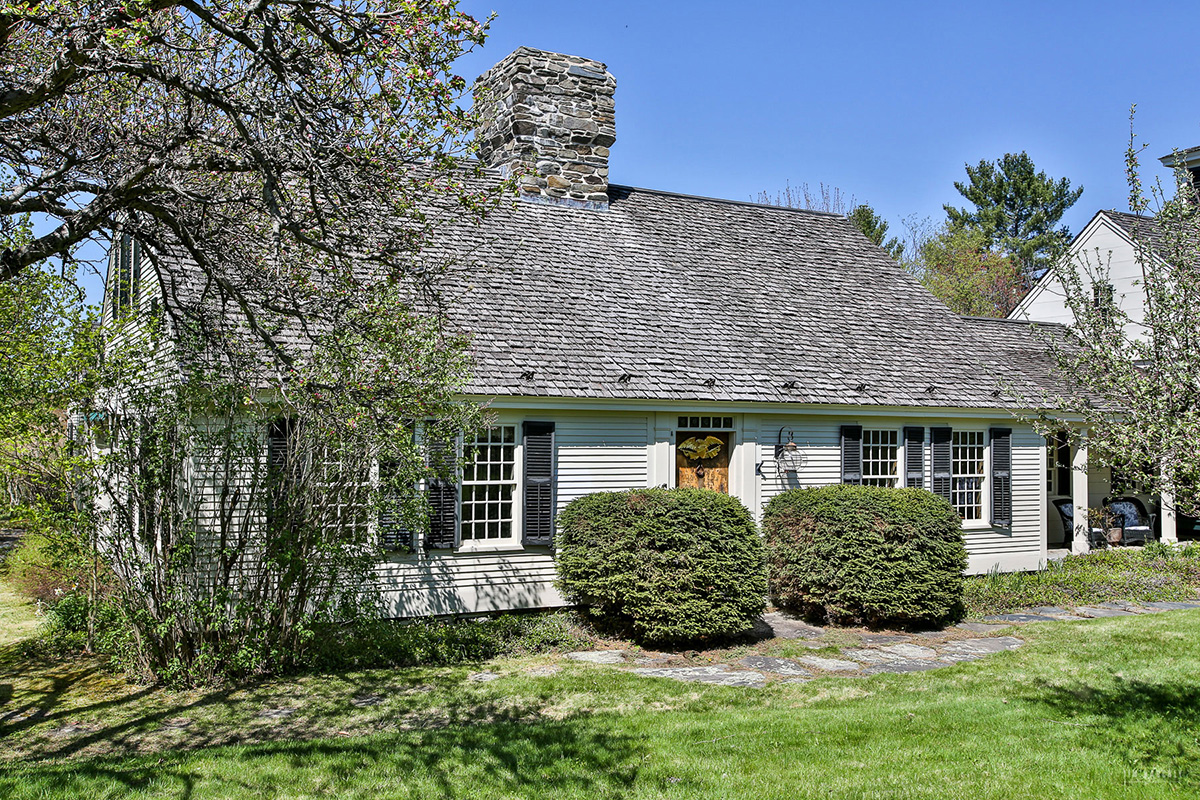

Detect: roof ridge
1105,209,1156,221
609,184,847,218
961,315,1067,328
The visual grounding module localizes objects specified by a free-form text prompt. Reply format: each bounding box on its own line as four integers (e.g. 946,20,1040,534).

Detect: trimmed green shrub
763,484,967,627
555,488,767,644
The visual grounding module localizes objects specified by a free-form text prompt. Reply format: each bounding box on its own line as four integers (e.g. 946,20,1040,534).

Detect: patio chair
1053,498,1107,549
1103,497,1156,546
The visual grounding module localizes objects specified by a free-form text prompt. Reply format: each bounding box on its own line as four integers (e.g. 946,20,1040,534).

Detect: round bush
555,488,767,644
763,484,967,627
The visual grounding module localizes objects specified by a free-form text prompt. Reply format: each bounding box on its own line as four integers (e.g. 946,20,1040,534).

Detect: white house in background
103,47,1086,618
1014,145,1200,332
1009,209,1160,333
1009,198,1195,545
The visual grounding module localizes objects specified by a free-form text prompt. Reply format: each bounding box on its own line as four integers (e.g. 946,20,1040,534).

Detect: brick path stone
757,612,823,640
841,648,906,665
1075,606,1136,618
1143,601,1200,611
1027,606,1090,620
939,637,1023,658
861,633,911,646
879,643,938,660
956,622,1011,634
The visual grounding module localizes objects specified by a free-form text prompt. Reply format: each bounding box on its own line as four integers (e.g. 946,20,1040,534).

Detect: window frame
1092,281,1115,324
456,422,525,553
860,428,901,488
951,429,988,523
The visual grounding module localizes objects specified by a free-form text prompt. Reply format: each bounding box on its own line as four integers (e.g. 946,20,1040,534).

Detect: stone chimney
474,47,616,208
1159,146,1200,200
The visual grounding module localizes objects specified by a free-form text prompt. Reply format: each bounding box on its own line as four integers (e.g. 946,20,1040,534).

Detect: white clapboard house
101,47,1081,617
1009,165,1200,547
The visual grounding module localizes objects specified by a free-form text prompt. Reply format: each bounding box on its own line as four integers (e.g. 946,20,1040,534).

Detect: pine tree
848,204,904,259
945,151,1083,278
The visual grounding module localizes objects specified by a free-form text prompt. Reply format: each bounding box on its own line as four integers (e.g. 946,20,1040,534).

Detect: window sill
454,542,526,555
962,522,999,531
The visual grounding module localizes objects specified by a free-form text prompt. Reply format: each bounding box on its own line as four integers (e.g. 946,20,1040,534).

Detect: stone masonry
474,46,616,207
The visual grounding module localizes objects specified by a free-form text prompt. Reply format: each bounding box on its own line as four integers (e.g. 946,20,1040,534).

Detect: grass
963,547,1200,615
3,576,1200,797
0,579,39,647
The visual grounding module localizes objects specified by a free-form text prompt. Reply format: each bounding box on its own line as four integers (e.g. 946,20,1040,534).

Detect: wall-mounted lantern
774,427,806,474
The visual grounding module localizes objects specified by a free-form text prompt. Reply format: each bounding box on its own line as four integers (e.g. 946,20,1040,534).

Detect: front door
676,431,731,493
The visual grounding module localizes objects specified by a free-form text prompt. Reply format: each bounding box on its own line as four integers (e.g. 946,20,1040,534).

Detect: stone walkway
562,601,1200,688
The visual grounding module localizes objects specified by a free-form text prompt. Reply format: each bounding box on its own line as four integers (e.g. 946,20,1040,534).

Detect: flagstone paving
797,655,862,672
1075,607,1136,618
737,655,812,677
955,622,1011,634
631,665,767,688
558,602,1200,688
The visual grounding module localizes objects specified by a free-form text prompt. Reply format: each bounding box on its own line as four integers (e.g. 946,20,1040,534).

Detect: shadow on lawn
0,643,552,763
0,716,646,799
0,643,158,747
0,636,616,769
1029,677,1200,789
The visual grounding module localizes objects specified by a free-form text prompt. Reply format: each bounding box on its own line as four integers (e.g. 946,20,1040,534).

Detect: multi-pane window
952,431,986,520
678,415,734,429
1093,282,1115,324
460,425,517,541
861,429,899,487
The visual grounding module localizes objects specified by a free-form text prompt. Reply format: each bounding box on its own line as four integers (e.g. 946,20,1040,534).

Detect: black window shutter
522,421,556,546
131,239,142,309
903,426,925,489
840,425,863,485
266,418,294,531
425,434,457,550
378,422,418,551
990,428,1013,527
118,234,131,312
931,427,953,502
377,459,407,551
1054,432,1071,495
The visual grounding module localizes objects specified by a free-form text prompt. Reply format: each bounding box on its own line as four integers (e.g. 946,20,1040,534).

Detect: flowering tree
905,224,1028,317
0,0,510,682
1042,120,1200,515
0,1,501,355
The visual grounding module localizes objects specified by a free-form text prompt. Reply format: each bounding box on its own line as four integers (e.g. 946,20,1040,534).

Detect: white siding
965,425,1045,573
163,404,1061,619
754,417,841,507
1013,215,1149,337
749,413,1046,574
377,550,562,617
556,413,651,511
375,410,652,617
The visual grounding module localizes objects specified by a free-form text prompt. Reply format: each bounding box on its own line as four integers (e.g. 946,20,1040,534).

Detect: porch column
1161,487,1179,544
1071,430,1090,555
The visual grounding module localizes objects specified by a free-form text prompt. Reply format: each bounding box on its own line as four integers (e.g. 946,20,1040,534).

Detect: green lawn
963,547,1200,615
2,581,1199,799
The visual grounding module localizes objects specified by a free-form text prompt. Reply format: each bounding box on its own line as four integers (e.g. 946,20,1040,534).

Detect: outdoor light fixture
773,427,806,474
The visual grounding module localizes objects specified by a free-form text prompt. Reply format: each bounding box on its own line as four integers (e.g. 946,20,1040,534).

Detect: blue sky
74,0,1197,302
457,0,1198,241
